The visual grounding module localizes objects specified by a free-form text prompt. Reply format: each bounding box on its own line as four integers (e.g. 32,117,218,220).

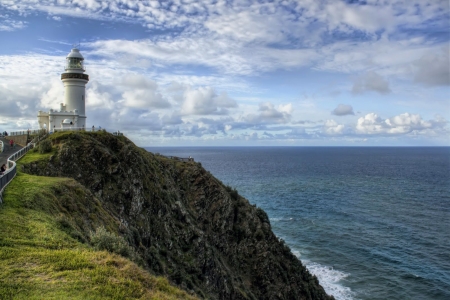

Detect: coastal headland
0,131,333,299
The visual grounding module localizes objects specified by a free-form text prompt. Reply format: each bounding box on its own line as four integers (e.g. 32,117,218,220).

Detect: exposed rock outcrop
22,131,333,300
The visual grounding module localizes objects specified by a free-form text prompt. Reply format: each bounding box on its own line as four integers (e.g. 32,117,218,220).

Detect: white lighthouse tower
37,47,89,131
61,48,89,127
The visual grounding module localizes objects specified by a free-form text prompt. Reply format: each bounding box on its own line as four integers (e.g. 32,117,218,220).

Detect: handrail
9,127,122,136
0,141,37,204
9,129,43,136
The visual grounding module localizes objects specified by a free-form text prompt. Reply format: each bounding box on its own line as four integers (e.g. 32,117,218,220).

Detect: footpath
0,137,23,167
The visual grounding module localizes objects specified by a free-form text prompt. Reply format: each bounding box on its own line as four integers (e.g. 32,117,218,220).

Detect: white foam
293,252,355,300
305,261,355,300
269,217,295,222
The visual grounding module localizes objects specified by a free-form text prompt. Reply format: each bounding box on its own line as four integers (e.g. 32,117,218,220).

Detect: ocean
145,147,450,300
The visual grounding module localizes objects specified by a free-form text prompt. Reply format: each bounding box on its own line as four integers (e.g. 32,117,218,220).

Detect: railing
9,129,43,136
9,127,123,136
0,142,36,204
51,127,85,133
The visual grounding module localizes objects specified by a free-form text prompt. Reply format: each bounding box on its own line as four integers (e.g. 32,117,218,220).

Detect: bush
225,185,239,200
38,139,52,154
89,226,134,259
256,207,269,224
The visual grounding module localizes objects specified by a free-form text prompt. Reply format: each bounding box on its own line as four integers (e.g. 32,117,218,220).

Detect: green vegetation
0,152,197,299
90,226,142,265
38,139,52,154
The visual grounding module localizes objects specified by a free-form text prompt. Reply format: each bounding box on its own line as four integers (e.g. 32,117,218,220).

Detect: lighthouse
37,47,90,131
61,48,89,127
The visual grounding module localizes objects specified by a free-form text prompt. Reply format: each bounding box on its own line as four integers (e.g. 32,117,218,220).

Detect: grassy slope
0,152,197,300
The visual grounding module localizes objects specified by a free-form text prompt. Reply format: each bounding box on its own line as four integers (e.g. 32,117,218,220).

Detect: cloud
352,71,391,95
323,119,345,135
205,9,286,44
2,0,446,37
413,47,450,86
86,81,116,110
13,0,438,80
87,37,318,76
161,113,183,125
39,79,65,109
120,74,170,109
0,18,26,31
0,1,449,145
332,104,354,116
355,112,444,135
243,102,293,125
180,86,236,116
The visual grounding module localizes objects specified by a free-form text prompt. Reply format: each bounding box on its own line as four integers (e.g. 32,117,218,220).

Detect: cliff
16,131,333,299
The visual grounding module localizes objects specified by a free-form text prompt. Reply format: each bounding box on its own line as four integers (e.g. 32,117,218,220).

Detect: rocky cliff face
22,131,333,300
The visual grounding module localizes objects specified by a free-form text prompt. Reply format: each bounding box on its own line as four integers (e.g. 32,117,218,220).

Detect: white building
37,48,89,131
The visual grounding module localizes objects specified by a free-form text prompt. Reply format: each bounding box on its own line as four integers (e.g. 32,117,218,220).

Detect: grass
0,149,197,299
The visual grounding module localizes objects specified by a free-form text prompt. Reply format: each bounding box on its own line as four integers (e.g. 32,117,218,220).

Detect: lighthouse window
66,58,84,69
82,95,84,101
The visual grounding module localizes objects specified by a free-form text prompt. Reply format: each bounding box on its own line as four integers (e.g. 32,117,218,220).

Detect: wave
292,250,355,300
269,217,295,222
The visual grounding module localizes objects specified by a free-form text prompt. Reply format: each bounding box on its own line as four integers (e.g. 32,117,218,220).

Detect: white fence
9,127,123,136
8,129,43,136
0,135,45,203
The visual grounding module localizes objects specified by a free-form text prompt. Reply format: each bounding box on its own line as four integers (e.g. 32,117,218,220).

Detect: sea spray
303,258,355,300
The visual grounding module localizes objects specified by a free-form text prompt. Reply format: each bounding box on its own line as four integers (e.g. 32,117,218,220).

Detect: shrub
255,229,264,241
256,207,269,224
38,139,52,154
225,185,239,200
89,226,134,259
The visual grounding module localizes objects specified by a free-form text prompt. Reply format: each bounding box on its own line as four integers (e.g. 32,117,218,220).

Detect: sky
0,0,449,147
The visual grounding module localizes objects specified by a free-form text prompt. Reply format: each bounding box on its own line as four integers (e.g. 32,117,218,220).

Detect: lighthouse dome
67,48,84,59
65,48,85,71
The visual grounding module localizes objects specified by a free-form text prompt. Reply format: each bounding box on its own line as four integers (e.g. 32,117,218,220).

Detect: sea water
146,147,450,300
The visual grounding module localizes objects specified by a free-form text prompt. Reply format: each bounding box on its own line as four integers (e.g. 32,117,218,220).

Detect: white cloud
119,75,170,109
356,112,443,135
180,86,236,115
243,102,293,124
40,79,65,109
0,18,26,31
323,119,345,135
324,1,396,33
0,0,449,145
205,9,286,44
86,81,115,110
121,89,169,109
161,113,183,125
413,47,450,86
332,104,354,116
356,113,388,134
352,71,391,95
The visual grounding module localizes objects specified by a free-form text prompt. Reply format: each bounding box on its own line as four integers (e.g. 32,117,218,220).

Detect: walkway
0,137,23,167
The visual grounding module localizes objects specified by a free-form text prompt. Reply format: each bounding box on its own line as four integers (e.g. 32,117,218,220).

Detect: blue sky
0,0,449,146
